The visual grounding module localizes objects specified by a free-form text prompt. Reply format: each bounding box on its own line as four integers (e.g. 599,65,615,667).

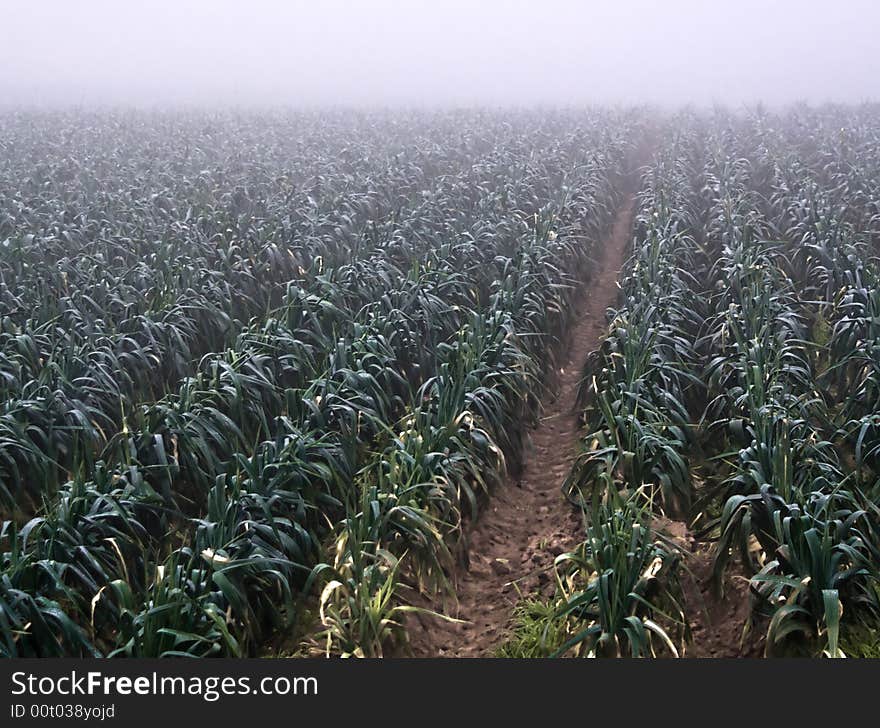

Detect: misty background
1,0,877,108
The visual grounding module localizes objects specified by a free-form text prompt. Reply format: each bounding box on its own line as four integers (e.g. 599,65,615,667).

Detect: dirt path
406,197,635,657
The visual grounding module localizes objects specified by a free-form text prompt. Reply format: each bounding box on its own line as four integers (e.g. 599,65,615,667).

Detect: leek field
3,106,880,658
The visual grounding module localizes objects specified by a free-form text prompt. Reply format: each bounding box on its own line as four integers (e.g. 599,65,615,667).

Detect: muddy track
405,196,635,657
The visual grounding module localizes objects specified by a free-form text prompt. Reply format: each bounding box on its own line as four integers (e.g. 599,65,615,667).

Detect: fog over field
1,0,877,107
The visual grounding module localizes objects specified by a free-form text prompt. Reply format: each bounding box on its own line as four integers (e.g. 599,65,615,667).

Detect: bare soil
683,547,762,657
652,516,762,657
405,197,635,657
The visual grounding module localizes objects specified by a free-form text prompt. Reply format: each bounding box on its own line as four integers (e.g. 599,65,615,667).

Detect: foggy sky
1,0,878,108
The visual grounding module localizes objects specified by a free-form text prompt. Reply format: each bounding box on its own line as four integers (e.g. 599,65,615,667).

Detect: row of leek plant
314,160,630,656
687,116,880,657
0,113,570,516
0,128,631,656
559,110,880,658
554,133,710,656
